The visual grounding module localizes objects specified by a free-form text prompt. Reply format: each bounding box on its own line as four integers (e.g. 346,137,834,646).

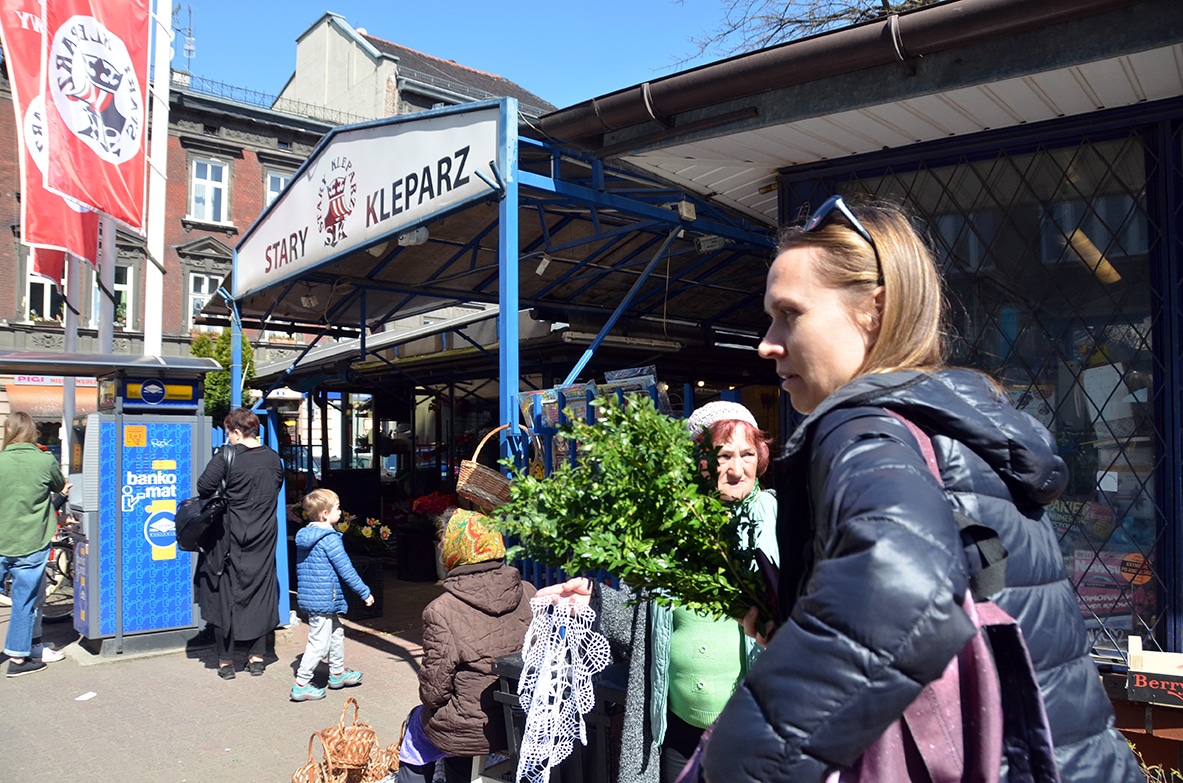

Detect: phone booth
67,357,221,655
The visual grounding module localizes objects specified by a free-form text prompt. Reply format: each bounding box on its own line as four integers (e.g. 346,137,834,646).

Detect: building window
26,273,64,322
190,157,227,223
189,272,221,331
265,169,292,207
90,263,133,327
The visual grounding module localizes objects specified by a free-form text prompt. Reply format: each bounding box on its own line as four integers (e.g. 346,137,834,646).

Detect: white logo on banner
23,96,90,214
317,155,357,248
47,15,143,164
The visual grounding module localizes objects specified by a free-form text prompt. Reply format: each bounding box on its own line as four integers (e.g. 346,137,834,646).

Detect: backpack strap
219,444,235,495
884,409,1008,602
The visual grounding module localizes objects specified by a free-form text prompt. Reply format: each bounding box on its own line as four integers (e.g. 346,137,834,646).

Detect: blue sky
165,0,726,110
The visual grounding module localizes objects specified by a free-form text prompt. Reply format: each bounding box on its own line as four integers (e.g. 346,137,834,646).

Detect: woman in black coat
700,198,1141,781
196,408,285,679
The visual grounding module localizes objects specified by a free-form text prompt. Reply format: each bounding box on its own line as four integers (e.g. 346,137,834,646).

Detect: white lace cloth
516,596,611,783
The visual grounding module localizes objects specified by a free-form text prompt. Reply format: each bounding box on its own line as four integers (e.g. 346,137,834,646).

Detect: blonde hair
3,411,39,449
302,488,339,522
777,199,946,375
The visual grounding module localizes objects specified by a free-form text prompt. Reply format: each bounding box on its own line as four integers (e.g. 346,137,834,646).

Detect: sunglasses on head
803,195,883,283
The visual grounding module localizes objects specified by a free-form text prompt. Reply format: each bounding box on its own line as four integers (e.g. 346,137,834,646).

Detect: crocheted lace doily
516,596,611,783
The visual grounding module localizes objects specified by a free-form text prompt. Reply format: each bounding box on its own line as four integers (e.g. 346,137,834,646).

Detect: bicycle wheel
41,546,74,623
0,543,71,609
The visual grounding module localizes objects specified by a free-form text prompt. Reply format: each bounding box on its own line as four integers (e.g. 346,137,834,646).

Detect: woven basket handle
473,423,535,461
472,425,509,461
339,696,361,730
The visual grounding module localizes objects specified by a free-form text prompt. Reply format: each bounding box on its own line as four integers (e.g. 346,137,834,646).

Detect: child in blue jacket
291,488,373,702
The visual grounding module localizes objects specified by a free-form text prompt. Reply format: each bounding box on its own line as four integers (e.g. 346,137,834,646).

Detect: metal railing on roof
171,69,550,125
170,71,373,126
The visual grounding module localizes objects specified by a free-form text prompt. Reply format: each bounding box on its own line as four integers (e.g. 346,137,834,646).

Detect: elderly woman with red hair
539,400,778,783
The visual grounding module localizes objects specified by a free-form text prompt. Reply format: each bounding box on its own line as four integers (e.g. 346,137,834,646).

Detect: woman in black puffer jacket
700,197,1140,782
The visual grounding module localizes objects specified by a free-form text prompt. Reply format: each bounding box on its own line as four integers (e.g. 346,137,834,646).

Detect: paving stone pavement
0,565,445,783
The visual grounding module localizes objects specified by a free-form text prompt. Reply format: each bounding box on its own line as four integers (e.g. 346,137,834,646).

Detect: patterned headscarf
441,508,506,571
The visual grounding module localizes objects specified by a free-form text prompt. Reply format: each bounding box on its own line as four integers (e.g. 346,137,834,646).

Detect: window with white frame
90,263,133,327
265,169,292,207
190,157,227,223
25,271,65,321
189,272,221,331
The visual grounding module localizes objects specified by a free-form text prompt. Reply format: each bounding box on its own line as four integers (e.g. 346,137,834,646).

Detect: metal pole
142,0,172,356
62,253,80,470
98,216,116,352
497,98,520,459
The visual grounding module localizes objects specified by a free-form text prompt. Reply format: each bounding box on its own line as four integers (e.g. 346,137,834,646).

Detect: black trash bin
344,555,385,620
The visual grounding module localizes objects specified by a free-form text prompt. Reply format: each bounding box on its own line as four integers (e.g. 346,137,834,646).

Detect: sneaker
6,659,47,678
247,660,265,677
217,664,236,680
327,668,363,689
32,644,66,663
291,682,326,702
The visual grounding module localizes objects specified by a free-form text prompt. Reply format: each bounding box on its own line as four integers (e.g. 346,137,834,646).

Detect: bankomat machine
68,357,222,655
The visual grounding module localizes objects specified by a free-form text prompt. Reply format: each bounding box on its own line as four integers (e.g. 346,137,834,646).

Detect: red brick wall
1,84,23,323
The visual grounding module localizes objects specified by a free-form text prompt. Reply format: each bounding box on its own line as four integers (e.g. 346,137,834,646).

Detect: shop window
189,157,227,223
188,272,221,331
824,131,1159,661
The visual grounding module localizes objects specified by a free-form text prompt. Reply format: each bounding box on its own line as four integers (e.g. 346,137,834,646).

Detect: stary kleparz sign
234,102,500,298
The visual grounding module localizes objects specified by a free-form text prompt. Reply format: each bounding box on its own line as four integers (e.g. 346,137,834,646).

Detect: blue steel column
498,98,521,458
229,249,243,410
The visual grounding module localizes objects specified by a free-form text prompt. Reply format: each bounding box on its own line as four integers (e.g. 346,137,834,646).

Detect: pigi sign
235,103,500,298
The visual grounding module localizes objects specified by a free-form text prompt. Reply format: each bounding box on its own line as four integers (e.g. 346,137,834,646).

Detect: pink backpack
831,411,1061,783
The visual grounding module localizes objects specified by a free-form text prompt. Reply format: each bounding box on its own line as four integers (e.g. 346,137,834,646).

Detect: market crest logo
47,15,143,163
317,156,357,248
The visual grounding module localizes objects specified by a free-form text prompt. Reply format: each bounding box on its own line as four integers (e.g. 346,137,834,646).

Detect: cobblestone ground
0,567,443,783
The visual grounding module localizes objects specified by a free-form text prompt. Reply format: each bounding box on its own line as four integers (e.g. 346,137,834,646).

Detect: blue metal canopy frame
225,97,776,463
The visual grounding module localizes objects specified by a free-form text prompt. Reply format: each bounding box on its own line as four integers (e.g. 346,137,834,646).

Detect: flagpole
98,216,116,353
62,252,80,473
143,0,172,357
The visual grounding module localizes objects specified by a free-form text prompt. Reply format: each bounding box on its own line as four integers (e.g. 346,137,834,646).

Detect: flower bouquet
498,394,772,622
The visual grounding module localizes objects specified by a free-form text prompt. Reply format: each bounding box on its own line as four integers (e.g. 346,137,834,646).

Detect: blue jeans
0,545,49,658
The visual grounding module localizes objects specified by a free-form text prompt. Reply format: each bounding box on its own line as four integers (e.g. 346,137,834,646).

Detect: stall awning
4,383,99,421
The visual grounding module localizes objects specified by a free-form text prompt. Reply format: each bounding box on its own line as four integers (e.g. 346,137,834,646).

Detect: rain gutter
540,0,1141,149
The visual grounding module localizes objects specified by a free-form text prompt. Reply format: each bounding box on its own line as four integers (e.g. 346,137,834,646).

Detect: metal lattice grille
821,131,1166,660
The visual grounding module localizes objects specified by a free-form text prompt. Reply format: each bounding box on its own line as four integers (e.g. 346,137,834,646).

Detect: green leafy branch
498,394,773,621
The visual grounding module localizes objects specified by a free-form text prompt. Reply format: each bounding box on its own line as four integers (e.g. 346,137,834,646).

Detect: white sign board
234,104,501,298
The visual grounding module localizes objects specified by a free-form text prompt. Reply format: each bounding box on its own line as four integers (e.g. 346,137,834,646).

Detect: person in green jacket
0,411,66,677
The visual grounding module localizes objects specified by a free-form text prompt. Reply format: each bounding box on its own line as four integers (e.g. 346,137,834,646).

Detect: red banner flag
30,247,66,288
41,0,150,231
0,0,99,265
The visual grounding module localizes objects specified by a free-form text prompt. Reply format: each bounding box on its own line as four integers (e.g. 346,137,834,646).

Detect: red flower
412,491,456,516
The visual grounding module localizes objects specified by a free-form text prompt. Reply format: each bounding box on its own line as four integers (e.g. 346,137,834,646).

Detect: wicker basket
457,425,514,511
320,697,378,770
292,733,347,783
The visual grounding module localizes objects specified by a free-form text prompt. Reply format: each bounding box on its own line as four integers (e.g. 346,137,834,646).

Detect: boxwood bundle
498,394,771,621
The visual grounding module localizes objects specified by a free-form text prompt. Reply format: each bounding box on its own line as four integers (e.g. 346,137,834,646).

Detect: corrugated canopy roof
539,0,1178,226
